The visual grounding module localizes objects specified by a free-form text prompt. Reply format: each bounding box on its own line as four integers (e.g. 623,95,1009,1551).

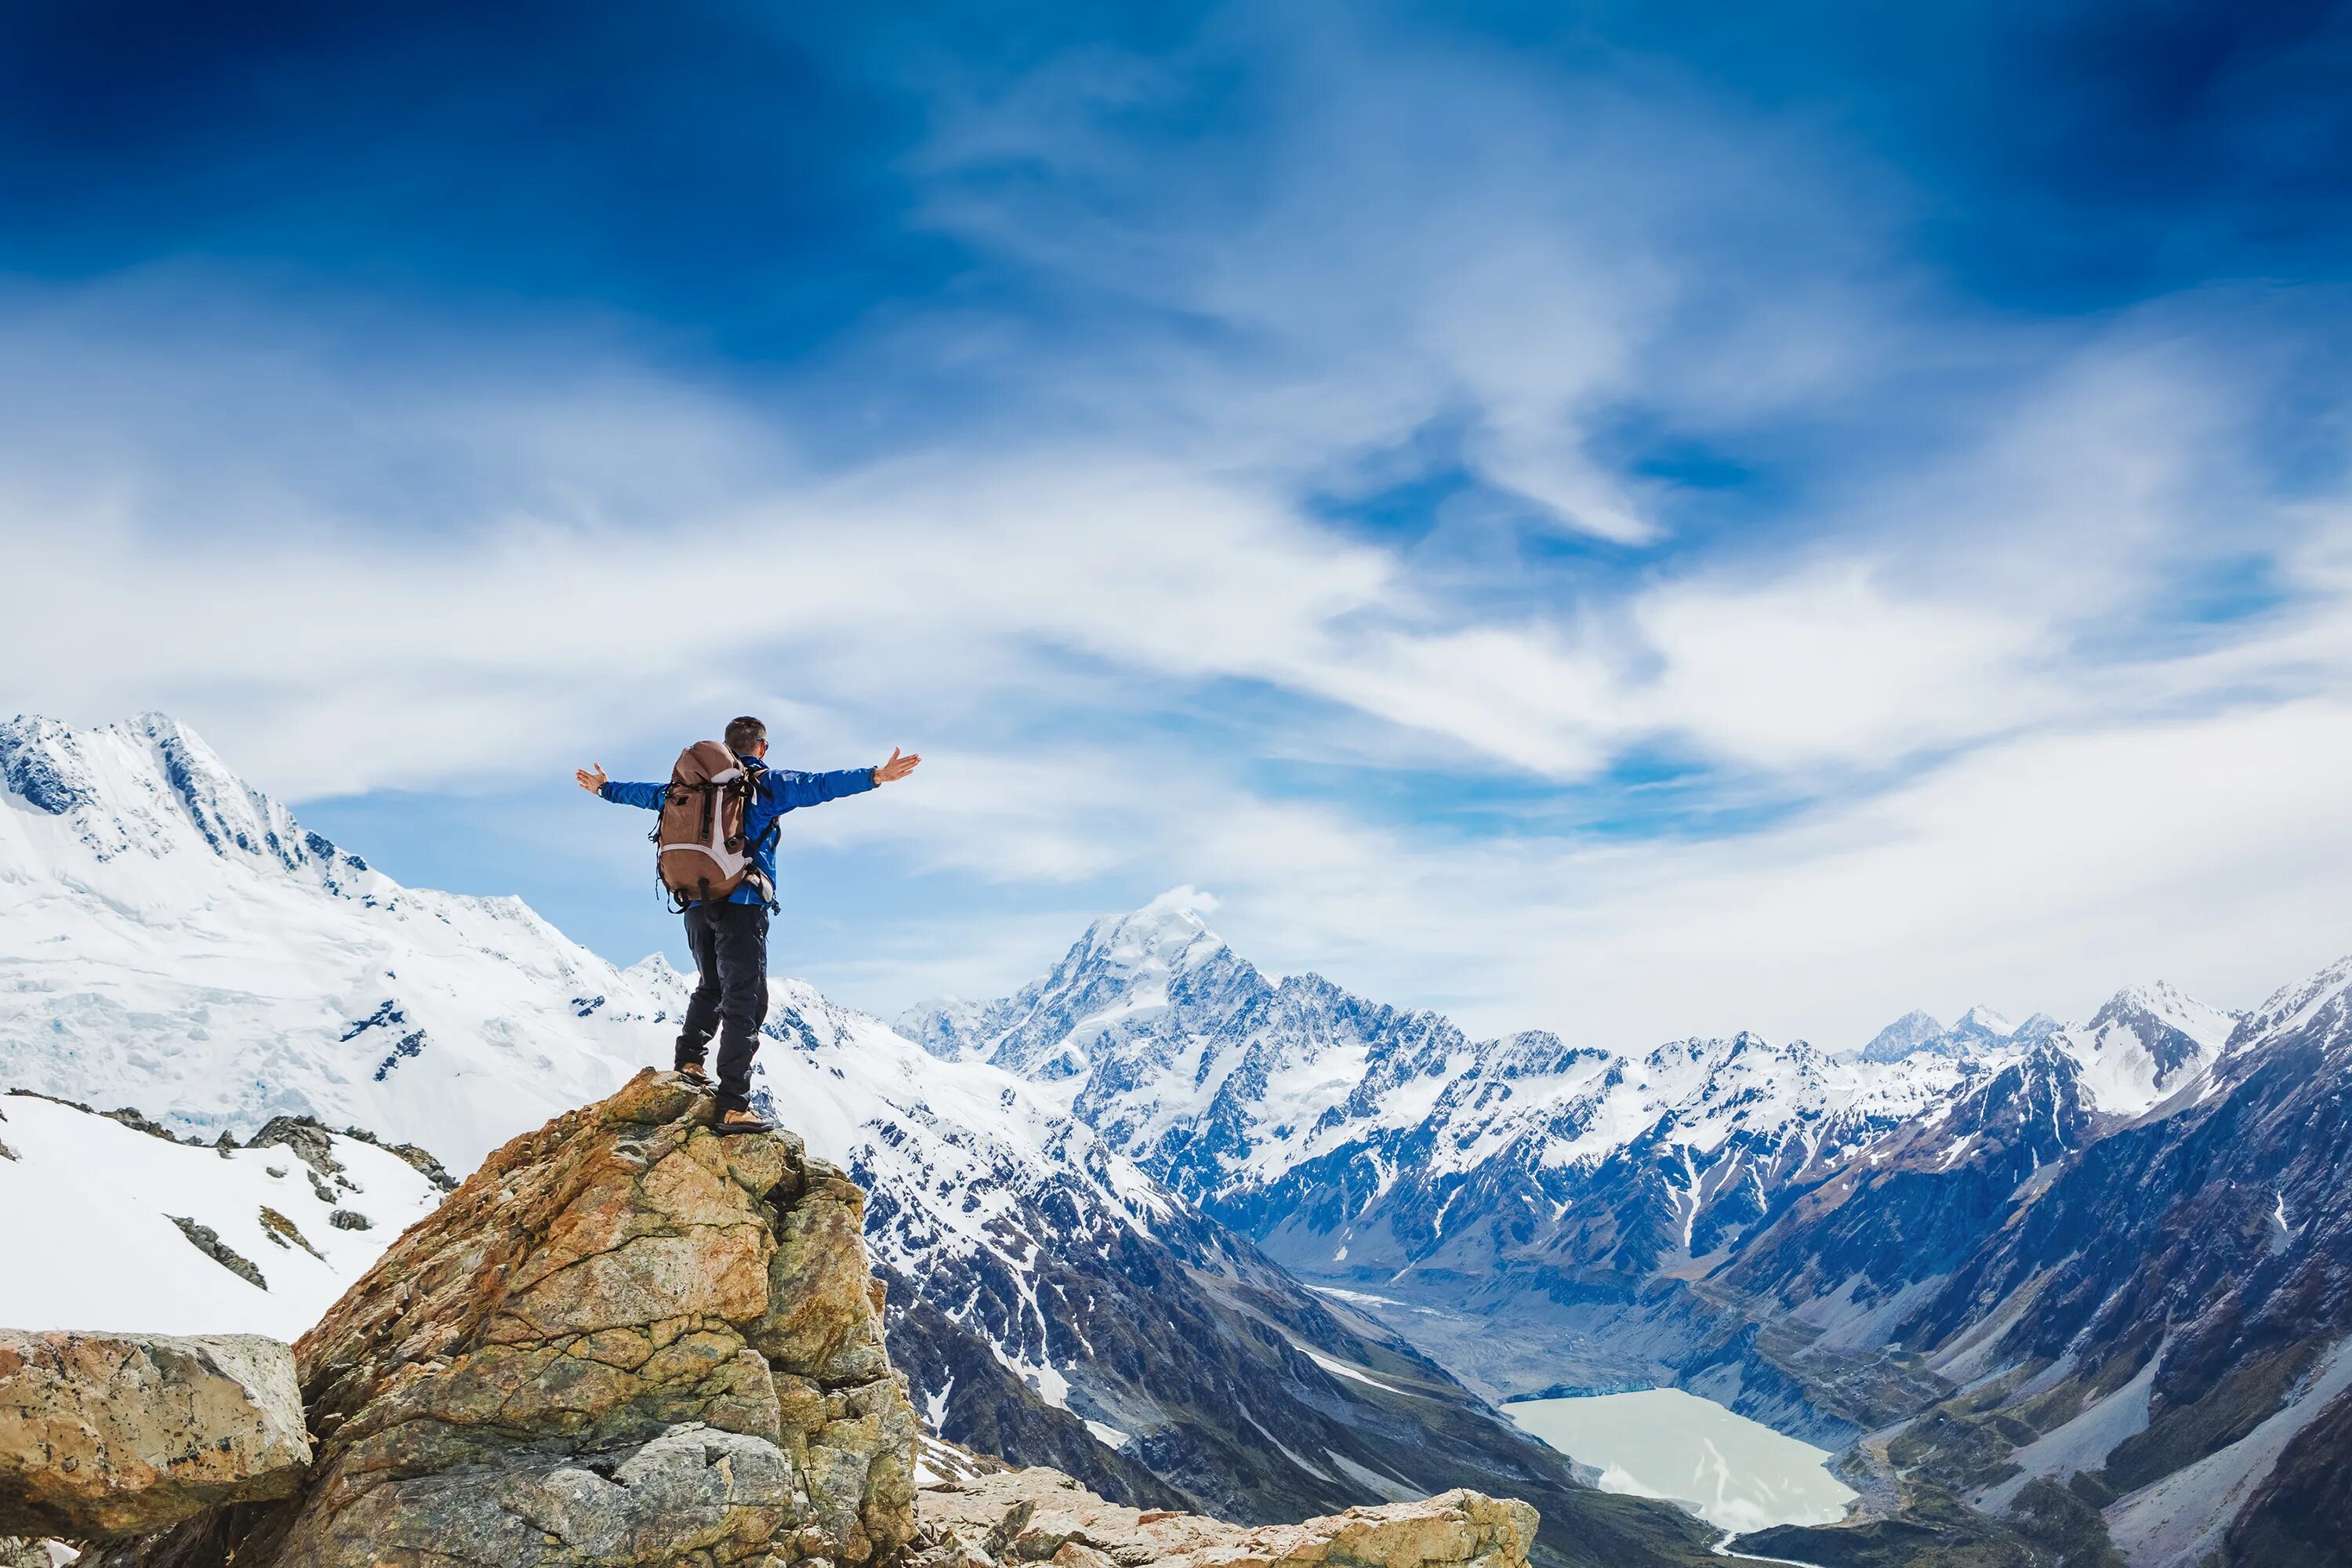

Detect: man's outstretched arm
575,764,666,810
762,747,921,812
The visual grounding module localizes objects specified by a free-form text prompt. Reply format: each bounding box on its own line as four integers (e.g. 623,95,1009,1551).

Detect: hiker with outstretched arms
578,716,920,1134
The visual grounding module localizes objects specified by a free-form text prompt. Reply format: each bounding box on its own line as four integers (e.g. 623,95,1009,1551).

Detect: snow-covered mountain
899,905,1982,1423
0,714,1711,1565
0,713,681,1170
0,1091,445,1339
1855,1008,1944,1062
1849,989,2222,1092
13,710,2343,1563
903,896,2352,1561
771,982,1715,1559
898,899,2237,1312
1856,1001,2055,1062
1737,953,2352,1567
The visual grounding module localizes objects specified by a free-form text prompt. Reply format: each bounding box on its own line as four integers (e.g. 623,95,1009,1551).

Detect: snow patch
1301,1348,1410,1397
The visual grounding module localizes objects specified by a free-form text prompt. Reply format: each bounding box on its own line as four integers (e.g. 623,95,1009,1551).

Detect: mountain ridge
11,710,2350,1566
0,713,1719,1567
917,891,2352,1565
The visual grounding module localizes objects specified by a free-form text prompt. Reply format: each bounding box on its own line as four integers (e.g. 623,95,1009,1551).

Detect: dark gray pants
677,898,769,1111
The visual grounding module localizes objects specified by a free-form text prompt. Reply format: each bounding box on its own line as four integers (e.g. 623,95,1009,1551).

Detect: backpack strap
735,757,782,912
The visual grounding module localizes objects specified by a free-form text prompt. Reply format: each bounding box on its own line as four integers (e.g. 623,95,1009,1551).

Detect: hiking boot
713,1107,775,1137
673,1060,712,1087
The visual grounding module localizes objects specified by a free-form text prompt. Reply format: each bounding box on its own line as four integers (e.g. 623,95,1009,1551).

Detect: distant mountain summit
901,888,1239,1079
1852,982,2238,1123
1857,1002,2022,1062
1857,1008,1944,1061
908,900,2259,1296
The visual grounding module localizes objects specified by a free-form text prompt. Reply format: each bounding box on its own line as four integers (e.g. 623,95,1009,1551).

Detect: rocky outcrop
101,1070,919,1568
0,1331,308,1540
247,1115,459,1198
913,1467,1537,1568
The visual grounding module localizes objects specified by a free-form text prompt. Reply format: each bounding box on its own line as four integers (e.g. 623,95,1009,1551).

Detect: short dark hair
724,715,766,753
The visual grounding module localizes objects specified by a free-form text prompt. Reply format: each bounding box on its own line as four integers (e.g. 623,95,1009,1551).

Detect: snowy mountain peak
2089,980,2236,1048
898,890,1260,1075
625,952,689,982
1855,1003,2019,1062
2040,978,2236,1116
1,712,386,897
2009,1011,2063,1044
0,712,684,1165
1951,1004,2015,1039
1077,887,1229,974
1857,1009,1944,1062
2231,954,2352,1058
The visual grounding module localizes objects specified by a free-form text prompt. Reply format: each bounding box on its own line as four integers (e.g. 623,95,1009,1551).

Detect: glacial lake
1505,1388,1857,1535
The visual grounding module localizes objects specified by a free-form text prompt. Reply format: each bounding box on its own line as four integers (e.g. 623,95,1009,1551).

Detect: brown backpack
654,742,768,909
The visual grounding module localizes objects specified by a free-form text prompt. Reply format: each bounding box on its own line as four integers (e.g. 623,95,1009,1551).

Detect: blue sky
5,0,2351,1047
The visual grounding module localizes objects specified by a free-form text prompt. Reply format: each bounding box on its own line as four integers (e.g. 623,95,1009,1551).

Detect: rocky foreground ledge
911,1466,1537,1568
85,1070,920,1568
0,1331,308,1539
20,1072,1541,1568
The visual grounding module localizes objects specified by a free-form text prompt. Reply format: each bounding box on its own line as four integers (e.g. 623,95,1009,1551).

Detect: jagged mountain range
895,895,2239,1327
0,714,1711,1568
6,710,2348,1565
899,896,2350,1563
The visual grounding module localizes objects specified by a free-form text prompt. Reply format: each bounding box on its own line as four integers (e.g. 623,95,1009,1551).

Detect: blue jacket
601,755,877,906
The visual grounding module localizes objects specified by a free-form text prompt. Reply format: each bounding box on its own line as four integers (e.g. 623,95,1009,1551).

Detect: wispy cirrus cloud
2,0,2348,1040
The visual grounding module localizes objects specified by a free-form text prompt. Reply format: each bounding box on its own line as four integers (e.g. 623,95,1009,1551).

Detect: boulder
1,1538,78,1567
100,1070,919,1568
913,1468,1537,1568
0,1331,308,1540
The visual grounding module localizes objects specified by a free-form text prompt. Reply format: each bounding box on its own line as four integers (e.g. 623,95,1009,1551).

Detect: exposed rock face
105,1070,919,1568
0,1537,74,1567
913,1467,1537,1568
0,1330,308,1540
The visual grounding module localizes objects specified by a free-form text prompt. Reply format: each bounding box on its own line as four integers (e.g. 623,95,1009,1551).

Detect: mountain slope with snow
1740,953,2352,1568
0,713,1715,1567
899,905,2001,1308
904,896,2352,1561
0,713,682,1171
764,981,1715,1562
13,710,2344,1564
0,1091,444,1338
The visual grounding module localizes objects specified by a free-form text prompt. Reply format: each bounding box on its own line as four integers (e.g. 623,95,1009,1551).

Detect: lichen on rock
103,1069,920,1568
0,1330,310,1541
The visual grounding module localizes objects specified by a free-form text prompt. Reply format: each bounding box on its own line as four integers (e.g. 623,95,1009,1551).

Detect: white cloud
1100,691,2352,1051
4,16,2350,1048
6,285,2350,1051
1632,563,2059,769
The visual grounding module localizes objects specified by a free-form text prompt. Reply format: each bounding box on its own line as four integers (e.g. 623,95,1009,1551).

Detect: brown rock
0,1331,308,1541
100,1069,918,1568
916,1468,1537,1568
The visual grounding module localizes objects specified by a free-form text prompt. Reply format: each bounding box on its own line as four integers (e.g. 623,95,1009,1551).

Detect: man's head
724,715,768,758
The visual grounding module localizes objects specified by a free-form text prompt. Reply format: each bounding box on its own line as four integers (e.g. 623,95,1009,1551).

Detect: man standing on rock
577,717,919,1134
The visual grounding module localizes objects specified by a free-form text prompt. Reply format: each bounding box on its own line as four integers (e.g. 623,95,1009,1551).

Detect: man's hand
576,764,608,795
873,747,921,786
